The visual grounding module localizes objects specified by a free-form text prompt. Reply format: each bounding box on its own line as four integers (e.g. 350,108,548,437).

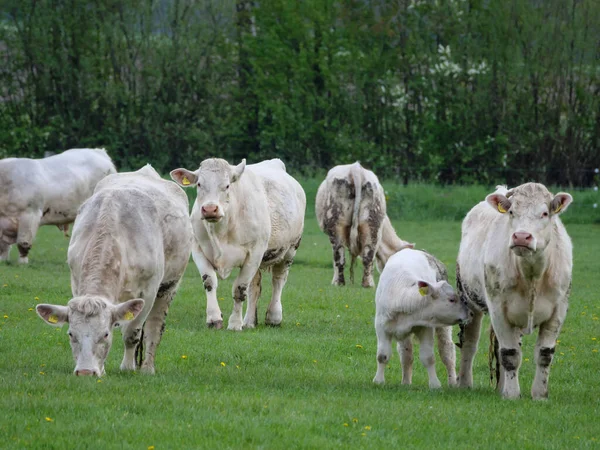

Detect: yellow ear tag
497,203,507,213
182,176,190,186
124,311,134,321
418,286,428,296
554,203,563,214
48,314,58,324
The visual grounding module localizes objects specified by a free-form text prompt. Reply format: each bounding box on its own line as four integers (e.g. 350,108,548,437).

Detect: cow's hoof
227,323,243,331
18,256,29,264
140,365,156,375
207,320,223,329
242,322,256,330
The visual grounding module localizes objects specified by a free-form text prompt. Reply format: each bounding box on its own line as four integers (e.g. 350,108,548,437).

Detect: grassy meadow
1,181,599,449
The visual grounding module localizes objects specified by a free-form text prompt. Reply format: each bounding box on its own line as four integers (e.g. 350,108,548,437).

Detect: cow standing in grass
456,183,573,399
171,158,305,330
373,248,470,388
0,148,116,263
36,165,192,376
315,162,414,288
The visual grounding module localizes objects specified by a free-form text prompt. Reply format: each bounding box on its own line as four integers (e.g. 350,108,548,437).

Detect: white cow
170,158,306,330
373,248,470,388
36,165,193,376
315,162,414,287
456,183,573,399
0,148,116,263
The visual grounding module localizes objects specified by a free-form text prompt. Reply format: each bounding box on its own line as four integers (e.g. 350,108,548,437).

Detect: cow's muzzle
201,204,222,222
75,369,99,377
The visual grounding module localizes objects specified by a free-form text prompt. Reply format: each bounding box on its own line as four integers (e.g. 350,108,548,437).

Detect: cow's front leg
531,301,567,400
397,336,414,385
229,253,262,331
16,211,41,264
489,307,522,399
458,310,483,388
192,247,222,329
415,327,442,389
436,326,457,386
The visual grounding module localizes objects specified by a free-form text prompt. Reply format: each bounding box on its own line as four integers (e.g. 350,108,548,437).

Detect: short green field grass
1,184,599,449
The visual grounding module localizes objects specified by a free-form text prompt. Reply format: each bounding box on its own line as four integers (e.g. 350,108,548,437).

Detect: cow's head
486,183,572,256
170,158,246,223
36,296,144,376
417,280,470,326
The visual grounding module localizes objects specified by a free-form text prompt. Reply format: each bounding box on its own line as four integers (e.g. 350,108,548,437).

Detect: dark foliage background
1,0,598,185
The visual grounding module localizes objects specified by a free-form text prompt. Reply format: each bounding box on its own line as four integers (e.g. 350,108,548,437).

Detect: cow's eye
226,184,230,189
509,210,513,216
542,212,549,218
103,332,109,339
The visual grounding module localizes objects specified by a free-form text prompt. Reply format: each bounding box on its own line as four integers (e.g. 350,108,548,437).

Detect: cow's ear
550,193,573,215
486,193,512,214
112,299,145,327
36,304,69,327
231,159,246,183
417,281,433,297
170,168,198,188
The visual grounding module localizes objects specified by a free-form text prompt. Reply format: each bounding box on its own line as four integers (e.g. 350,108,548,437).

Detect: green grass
1,183,600,449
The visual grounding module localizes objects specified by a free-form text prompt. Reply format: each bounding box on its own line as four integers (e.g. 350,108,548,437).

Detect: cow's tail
488,326,500,388
349,162,362,259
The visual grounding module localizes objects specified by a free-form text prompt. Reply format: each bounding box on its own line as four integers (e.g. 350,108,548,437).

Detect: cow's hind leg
243,270,262,329
265,245,297,326
329,235,346,286
139,280,179,374
373,324,392,385
0,242,10,262
436,326,457,386
397,336,414,385
358,223,377,288
415,327,442,389
458,310,484,388
120,290,156,372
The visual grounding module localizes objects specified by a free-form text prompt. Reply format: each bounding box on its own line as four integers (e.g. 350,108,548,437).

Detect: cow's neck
76,237,122,302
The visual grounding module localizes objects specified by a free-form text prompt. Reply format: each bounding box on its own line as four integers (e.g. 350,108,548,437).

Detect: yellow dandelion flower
593,349,598,353
28,308,33,311
148,446,155,450
592,338,597,341
352,418,358,423
361,432,366,436
3,315,8,319
356,344,363,349
365,426,371,430
345,304,349,308
524,358,529,362
343,423,349,427
236,365,240,369
2,284,7,287
313,360,317,363
45,417,53,422
39,372,45,375
220,362,226,367
181,355,187,359
556,340,561,344
296,322,300,326
97,379,102,383
15,275,18,278
560,352,565,355
34,297,39,301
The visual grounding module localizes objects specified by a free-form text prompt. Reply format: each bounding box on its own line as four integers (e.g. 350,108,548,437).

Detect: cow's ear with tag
112,299,145,327
417,281,433,297
550,193,573,215
36,304,69,327
231,159,246,183
170,168,198,188
486,193,512,214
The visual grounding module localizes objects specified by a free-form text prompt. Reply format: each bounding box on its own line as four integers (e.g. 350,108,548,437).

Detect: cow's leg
243,270,262,329
192,247,222,329
397,336,414,385
358,223,377,288
139,280,180,374
373,323,392,385
488,306,522,399
265,245,297,326
328,235,346,286
229,253,262,331
0,242,10,262
120,290,155,372
436,326,457,386
16,211,41,264
531,302,567,400
415,326,442,389
458,310,484,388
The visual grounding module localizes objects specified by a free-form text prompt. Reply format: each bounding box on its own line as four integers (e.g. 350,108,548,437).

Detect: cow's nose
75,369,95,376
512,232,532,245
202,204,219,216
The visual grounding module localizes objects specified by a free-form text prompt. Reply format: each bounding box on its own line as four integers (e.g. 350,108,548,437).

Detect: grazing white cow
456,183,573,399
170,158,306,330
36,165,193,376
373,249,470,388
315,162,414,287
0,148,116,263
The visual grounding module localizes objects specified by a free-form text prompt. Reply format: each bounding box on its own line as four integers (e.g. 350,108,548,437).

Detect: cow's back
247,159,306,249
